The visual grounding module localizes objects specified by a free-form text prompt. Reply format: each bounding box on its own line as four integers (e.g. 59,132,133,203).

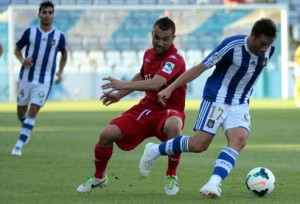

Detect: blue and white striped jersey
202,35,275,105
16,25,67,86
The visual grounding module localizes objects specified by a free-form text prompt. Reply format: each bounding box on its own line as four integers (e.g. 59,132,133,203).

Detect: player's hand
22,58,33,68
158,87,172,107
100,91,120,106
102,77,123,91
55,73,62,84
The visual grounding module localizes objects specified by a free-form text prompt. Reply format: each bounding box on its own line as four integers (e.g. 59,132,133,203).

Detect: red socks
93,144,113,179
166,154,181,176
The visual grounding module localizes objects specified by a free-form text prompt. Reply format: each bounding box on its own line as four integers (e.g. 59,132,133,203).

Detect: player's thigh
225,127,248,150
30,84,50,107
99,124,123,146
17,81,31,106
194,100,226,135
111,113,145,151
223,104,250,133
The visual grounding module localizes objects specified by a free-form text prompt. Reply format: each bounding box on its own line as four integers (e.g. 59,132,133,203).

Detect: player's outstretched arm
158,62,207,106
102,74,166,92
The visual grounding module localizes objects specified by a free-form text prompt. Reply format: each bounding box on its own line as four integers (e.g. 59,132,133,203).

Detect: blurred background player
11,1,68,156
293,44,300,107
76,17,186,196
139,18,277,199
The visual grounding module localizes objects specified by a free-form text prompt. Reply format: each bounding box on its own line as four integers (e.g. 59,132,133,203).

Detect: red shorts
110,104,185,151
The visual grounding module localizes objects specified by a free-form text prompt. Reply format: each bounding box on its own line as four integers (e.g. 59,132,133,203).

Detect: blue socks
158,136,190,155
15,116,36,148
208,146,239,184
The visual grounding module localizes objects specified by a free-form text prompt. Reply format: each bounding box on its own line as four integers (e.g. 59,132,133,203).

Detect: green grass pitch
0,99,300,204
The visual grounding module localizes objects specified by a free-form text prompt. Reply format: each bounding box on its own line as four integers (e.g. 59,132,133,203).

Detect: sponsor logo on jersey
209,52,222,65
162,62,175,74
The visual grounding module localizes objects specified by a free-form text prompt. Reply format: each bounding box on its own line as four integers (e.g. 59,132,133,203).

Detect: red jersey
139,44,186,111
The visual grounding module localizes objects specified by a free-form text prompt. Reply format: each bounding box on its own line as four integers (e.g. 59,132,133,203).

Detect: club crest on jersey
162,62,175,74
207,119,215,128
51,39,56,45
209,52,221,65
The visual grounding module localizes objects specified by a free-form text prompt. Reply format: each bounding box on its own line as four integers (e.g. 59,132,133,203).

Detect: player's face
248,33,274,56
39,6,54,26
152,26,175,55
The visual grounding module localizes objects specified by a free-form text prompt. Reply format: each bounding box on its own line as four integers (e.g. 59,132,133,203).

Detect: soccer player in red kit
76,17,186,195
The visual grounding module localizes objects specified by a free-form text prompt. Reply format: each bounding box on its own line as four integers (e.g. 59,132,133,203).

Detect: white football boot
76,176,107,193
165,175,179,195
11,146,22,156
200,183,222,199
139,143,156,178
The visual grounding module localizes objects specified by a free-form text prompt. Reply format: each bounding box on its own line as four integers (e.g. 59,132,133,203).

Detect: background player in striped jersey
12,1,67,156
76,17,186,196
139,18,277,199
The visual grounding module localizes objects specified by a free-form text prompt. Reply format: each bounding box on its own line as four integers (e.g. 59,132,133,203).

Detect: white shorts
17,80,50,107
193,99,251,135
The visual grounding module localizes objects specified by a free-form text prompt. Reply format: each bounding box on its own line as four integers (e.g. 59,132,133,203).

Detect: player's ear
250,32,256,39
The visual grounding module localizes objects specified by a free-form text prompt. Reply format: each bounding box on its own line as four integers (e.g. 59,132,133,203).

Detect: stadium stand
0,0,298,71
0,0,299,101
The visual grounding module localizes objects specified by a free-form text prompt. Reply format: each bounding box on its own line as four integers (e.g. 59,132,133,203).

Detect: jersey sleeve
15,27,31,49
58,32,67,53
202,36,241,69
202,41,228,69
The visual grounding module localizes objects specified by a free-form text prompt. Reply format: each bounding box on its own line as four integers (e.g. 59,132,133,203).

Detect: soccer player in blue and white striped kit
11,1,68,156
139,18,277,199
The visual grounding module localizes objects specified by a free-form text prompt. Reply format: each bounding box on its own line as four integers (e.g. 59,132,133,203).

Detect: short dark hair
251,18,277,39
153,17,176,35
39,1,54,14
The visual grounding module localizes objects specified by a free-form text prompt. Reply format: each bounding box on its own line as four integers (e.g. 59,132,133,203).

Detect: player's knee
164,120,183,137
99,125,122,146
17,115,26,123
165,128,182,139
228,136,247,152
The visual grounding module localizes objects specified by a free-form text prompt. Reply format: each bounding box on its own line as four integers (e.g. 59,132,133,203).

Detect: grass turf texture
0,99,300,204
